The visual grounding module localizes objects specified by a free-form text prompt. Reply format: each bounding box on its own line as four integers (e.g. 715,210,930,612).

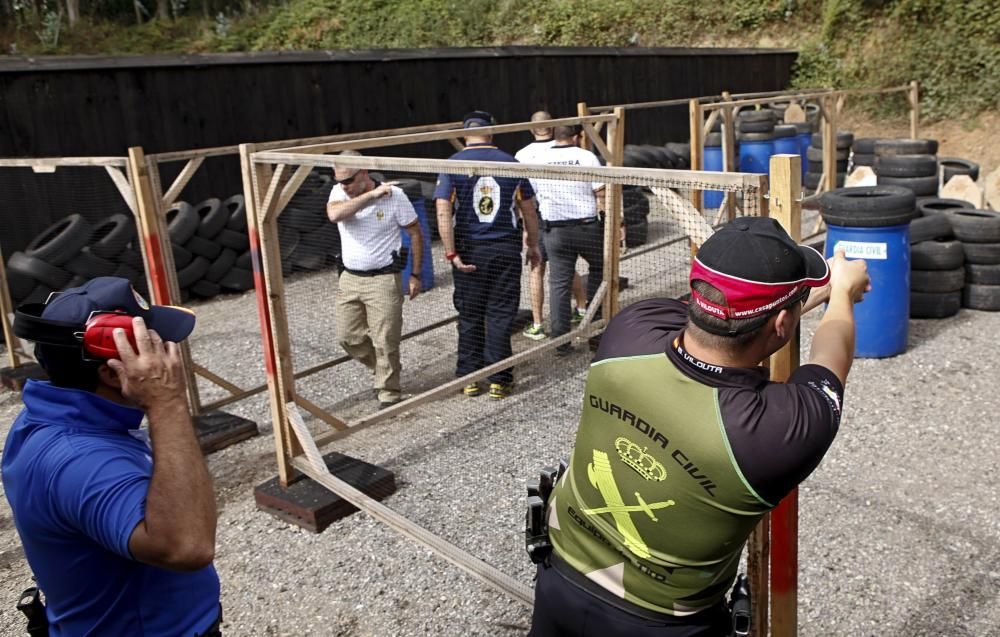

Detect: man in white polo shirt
327,151,424,408
530,124,605,354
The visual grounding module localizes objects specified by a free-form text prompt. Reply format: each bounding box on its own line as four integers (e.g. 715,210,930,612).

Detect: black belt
342,265,398,277
545,217,599,229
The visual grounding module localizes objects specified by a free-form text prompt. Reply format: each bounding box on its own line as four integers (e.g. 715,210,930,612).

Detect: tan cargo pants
336,271,403,403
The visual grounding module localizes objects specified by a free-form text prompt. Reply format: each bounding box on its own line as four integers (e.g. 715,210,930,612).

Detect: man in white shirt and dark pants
327,151,424,408
530,125,605,354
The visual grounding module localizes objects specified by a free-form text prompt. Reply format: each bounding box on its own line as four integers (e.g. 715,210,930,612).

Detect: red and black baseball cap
689,217,829,334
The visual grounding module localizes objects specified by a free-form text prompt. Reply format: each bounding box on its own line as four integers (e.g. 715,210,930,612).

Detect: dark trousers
452,240,522,384
528,564,731,637
545,221,604,339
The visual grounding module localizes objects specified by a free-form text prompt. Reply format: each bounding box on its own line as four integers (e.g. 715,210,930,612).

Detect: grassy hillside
1,0,996,119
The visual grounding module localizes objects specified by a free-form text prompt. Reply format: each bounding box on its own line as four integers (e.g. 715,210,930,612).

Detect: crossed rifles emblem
584,449,674,559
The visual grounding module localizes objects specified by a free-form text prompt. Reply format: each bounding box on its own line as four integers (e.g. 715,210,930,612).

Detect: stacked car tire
621,143,692,248
873,139,939,198
169,194,255,300
805,131,853,191
6,213,147,307
945,208,1000,311
908,199,973,318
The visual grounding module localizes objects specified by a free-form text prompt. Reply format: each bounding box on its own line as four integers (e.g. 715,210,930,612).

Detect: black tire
219,267,254,292
176,256,210,288
874,138,938,157
217,228,249,252
205,248,237,283
7,251,71,290
167,202,199,244
738,109,776,123
911,240,964,270
21,284,56,306
939,157,980,183
625,218,649,248
819,185,916,227
853,138,879,154
235,250,252,270
299,222,341,258
910,267,964,293
739,131,775,142
88,214,136,259
962,242,1000,265
772,124,797,139
623,147,648,167
6,267,35,302
807,146,849,162
804,172,821,190
64,247,117,278
874,154,938,178
945,210,1000,243
966,264,1000,285
185,235,222,260
194,198,227,239
910,290,961,319
738,120,775,134
962,284,1000,311
852,153,875,167
172,243,193,269
909,213,953,243
810,131,854,150
24,214,93,266
917,198,974,216
223,194,248,231
877,174,938,197
190,279,221,299
702,133,723,149
282,206,327,234
665,143,690,168
112,263,142,284
119,246,144,271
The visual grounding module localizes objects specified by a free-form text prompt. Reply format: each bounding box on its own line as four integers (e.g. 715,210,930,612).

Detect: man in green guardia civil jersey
529,216,871,636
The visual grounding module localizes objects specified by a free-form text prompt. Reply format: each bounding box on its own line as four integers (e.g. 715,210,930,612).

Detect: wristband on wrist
445,252,458,261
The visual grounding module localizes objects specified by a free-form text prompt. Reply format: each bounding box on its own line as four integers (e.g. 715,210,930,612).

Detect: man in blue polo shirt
435,110,542,400
3,277,221,636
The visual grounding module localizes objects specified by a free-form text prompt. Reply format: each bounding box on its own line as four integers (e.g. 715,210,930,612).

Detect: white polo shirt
328,183,418,271
524,144,604,222
515,139,556,164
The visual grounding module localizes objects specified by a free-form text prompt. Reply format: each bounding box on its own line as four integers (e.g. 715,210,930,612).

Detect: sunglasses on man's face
336,171,361,186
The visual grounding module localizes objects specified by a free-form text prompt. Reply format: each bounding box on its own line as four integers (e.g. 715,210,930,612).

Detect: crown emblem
480,186,492,194
615,437,666,481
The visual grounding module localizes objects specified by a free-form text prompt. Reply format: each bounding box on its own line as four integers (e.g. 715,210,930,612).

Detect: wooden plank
192,362,245,395
603,108,626,319
576,102,592,151
767,154,803,637
688,99,704,211
242,144,303,485
720,93,738,223
822,94,837,196
908,80,920,139
588,96,695,113
259,164,288,225
748,515,771,637
104,166,137,217
160,156,204,209
292,392,348,431
582,122,613,164
275,164,313,219
0,157,128,168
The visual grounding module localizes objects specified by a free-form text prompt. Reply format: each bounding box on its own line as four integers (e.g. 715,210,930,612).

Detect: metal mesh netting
1,161,144,359
249,147,764,434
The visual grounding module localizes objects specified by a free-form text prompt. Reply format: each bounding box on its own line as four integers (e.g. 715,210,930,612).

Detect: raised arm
327,181,397,223
808,250,871,386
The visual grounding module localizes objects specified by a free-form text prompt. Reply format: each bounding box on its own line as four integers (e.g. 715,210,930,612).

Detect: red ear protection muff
13,304,138,361
81,312,138,360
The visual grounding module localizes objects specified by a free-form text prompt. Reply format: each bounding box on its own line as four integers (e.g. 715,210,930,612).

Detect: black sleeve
719,364,843,506
593,298,688,363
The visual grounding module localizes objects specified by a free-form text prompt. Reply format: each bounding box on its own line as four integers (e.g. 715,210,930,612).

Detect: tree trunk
64,0,79,27
134,0,143,24
156,0,169,20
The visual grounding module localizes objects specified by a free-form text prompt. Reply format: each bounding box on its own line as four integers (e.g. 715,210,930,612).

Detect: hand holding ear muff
13,304,138,361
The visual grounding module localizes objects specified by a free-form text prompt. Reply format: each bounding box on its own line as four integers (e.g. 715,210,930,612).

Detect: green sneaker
571,308,586,324
488,383,512,400
463,383,482,397
522,323,547,340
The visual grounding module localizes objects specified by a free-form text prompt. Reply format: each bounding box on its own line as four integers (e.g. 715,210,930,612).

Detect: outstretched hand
829,249,871,303
106,317,187,411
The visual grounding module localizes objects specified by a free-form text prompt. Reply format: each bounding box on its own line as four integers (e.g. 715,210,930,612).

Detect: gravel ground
1,212,999,636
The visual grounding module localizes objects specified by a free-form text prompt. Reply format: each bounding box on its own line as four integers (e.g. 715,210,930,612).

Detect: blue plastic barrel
400,198,435,292
797,133,812,179
824,223,910,357
773,136,800,161
739,139,774,174
703,143,725,209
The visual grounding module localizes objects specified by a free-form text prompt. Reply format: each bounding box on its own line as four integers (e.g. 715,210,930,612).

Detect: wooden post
603,108,626,320
0,244,21,368
688,99,704,211
240,144,301,486
821,95,838,195
908,81,920,139
720,92,738,222
767,153,803,637
577,102,592,151
748,515,770,637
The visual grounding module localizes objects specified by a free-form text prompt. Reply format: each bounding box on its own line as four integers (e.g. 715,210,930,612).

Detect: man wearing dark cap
528,217,870,636
435,110,542,400
3,277,221,636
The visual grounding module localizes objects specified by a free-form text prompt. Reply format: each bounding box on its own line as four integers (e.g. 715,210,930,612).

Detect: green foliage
0,0,995,118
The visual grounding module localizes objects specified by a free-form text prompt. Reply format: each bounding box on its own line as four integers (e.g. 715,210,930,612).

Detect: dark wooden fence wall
0,47,796,256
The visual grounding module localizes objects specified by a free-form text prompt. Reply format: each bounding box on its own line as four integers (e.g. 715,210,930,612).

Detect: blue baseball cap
42,277,196,343
462,110,496,128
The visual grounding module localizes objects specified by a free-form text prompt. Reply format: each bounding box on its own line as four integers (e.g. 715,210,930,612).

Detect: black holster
728,574,751,637
17,586,48,637
525,460,568,566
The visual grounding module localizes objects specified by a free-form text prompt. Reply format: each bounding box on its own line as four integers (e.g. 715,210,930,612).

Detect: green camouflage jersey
548,298,843,616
